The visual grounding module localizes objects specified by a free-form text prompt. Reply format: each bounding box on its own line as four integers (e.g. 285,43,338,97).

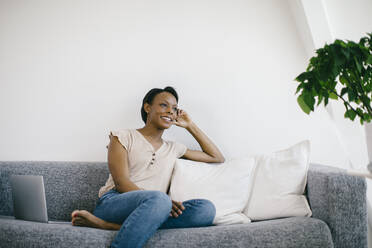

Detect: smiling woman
70,86,225,248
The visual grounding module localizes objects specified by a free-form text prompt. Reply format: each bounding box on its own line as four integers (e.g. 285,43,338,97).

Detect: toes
71,210,80,218
80,210,89,215
74,220,83,226
75,216,83,222
72,217,84,226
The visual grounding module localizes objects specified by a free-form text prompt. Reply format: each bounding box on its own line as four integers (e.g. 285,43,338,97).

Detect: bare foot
71,210,113,229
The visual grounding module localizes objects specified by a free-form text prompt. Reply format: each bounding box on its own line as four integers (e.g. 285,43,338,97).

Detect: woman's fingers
170,209,178,218
172,202,181,214
170,200,185,218
173,200,185,211
170,209,179,218
172,202,183,214
176,109,186,117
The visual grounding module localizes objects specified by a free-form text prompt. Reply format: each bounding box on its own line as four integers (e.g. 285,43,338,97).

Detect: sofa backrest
0,160,313,222
0,161,109,221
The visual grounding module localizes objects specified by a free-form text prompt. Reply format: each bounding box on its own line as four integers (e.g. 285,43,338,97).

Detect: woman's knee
186,199,216,226
145,191,172,213
199,199,216,224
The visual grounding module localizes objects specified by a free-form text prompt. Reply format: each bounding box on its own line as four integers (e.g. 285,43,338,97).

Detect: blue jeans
93,189,216,248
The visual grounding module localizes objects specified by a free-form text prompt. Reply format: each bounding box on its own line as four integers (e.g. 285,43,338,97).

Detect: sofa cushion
243,140,312,221
169,157,256,225
0,161,109,221
0,216,333,248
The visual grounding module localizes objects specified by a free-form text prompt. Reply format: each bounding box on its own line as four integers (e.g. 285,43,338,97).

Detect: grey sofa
0,161,367,248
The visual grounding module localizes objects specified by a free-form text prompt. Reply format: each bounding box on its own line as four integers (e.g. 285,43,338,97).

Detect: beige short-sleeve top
98,129,188,198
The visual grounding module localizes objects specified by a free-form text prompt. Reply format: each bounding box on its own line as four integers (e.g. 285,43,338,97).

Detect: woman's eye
160,103,167,107
173,108,178,111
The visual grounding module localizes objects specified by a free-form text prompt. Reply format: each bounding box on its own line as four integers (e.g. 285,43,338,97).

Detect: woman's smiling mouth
161,116,172,122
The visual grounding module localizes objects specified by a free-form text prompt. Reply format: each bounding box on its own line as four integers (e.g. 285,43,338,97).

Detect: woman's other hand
173,109,192,128
169,200,185,218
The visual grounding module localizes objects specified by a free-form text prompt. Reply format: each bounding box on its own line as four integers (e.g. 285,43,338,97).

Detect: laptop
9,175,70,224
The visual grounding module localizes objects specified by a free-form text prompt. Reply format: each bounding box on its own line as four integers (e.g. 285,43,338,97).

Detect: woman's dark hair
141,86,179,124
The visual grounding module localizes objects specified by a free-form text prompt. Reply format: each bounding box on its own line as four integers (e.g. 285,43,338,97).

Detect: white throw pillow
242,140,312,221
169,157,257,225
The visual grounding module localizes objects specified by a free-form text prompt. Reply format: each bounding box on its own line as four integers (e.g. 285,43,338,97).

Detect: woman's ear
144,103,151,114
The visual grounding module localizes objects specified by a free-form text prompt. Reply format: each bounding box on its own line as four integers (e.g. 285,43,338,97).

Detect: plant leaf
340,87,348,96
339,76,348,85
317,94,324,106
347,88,356,101
303,92,315,111
344,109,357,121
295,84,303,94
356,107,364,116
329,92,338,100
295,72,309,83
361,95,371,107
367,55,372,65
297,95,311,114
355,57,362,74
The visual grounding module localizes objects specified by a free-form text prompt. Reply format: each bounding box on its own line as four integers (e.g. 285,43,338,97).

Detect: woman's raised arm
173,109,225,163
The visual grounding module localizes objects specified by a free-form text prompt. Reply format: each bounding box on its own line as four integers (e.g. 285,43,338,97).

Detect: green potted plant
294,32,372,125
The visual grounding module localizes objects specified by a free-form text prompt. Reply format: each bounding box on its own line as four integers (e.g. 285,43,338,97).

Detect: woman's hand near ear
173,109,225,163
173,109,193,129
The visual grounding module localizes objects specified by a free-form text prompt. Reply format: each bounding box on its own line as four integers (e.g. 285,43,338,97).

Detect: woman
71,86,225,248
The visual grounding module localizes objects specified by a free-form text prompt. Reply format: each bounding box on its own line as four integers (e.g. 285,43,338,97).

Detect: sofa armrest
307,163,367,248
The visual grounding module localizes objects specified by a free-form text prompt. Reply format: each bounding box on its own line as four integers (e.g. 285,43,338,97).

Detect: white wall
0,0,350,165
325,0,372,41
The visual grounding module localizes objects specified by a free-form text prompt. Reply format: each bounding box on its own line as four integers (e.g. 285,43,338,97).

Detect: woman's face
144,92,178,129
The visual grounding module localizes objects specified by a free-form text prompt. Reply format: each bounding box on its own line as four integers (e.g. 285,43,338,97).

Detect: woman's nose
167,110,174,116
166,107,175,114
